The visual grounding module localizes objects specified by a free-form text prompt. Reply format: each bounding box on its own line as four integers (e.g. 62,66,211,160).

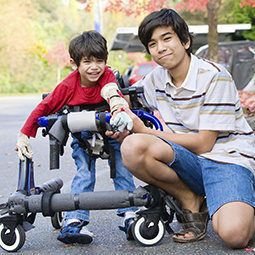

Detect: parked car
195,40,255,91
123,61,158,87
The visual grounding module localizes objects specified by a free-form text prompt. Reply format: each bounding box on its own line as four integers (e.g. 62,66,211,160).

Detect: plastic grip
49,135,59,170
37,178,63,192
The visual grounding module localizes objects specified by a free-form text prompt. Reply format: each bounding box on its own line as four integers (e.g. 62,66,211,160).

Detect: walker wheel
0,223,25,252
132,216,165,246
51,211,65,229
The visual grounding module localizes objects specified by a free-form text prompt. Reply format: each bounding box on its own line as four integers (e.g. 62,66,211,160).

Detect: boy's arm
100,82,128,113
16,81,71,160
122,107,219,155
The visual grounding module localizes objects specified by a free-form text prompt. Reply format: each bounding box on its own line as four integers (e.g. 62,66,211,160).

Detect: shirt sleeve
98,66,117,88
21,82,72,137
199,71,238,131
135,72,158,111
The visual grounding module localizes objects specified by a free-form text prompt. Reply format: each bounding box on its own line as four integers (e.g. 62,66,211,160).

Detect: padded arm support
101,83,128,113
67,110,98,133
49,111,98,145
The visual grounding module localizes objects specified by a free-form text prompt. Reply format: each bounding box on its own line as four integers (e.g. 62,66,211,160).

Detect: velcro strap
128,191,135,206
41,191,56,217
74,193,80,210
99,112,107,132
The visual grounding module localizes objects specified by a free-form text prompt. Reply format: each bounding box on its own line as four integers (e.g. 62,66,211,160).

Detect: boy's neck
80,80,98,88
169,55,191,88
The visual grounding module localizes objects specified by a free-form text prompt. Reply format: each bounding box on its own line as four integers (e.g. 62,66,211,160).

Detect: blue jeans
65,131,137,222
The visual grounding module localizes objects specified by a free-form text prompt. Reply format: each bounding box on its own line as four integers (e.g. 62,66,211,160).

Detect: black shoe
57,220,93,244
119,218,135,240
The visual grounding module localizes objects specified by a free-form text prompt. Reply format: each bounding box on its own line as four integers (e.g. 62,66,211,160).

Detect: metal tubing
9,186,151,215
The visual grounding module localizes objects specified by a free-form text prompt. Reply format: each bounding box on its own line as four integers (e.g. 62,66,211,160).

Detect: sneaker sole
126,223,135,241
57,233,93,244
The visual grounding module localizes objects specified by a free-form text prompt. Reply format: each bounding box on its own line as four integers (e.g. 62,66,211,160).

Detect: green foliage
108,51,134,74
0,0,254,94
233,1,255,40
218,0,236,24
234,2,255,24
144,54,153,62
0,73,11,93
0,0,92,94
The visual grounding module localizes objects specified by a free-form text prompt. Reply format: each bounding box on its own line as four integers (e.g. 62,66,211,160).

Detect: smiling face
71,56,106,87
148,25,190,78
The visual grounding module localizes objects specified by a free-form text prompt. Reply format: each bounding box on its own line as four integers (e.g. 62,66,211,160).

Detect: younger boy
15,30,137,244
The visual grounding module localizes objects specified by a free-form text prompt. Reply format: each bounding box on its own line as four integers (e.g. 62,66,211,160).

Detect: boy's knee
121,136,138,164
121,135,147,170
215,222,251,248
121,135,143,157
121,135,136,158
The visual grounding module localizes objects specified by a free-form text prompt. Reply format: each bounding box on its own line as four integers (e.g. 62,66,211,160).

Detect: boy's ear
184,36,191,50
70,58,77,70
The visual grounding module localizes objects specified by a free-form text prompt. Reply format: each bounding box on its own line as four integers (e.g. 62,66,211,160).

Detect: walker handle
37,110,163,131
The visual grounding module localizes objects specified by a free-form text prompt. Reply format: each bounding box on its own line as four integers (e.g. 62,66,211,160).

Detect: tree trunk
206,0,221,62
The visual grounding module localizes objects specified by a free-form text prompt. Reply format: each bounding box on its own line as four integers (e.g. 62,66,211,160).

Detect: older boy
110,9,255,248
15,30,137,245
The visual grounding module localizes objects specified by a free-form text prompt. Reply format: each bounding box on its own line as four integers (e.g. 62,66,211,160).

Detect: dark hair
69,30,108,67
138,8,193,55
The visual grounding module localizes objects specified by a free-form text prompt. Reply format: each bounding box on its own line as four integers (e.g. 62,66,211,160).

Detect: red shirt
21,66,116,137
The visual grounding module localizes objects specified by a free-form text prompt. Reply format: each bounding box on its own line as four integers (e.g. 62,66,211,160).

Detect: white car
195,40,255,91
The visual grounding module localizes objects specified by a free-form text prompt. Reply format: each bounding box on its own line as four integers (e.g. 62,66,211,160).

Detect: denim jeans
65,131,137,222
163,139,255,218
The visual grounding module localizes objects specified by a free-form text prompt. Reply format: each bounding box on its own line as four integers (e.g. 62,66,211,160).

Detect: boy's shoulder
60,70,80,86
104,66,114,75
149,65,169,81
194,55,228,74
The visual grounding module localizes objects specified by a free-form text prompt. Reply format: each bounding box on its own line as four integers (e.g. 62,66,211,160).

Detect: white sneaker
80,225,94,237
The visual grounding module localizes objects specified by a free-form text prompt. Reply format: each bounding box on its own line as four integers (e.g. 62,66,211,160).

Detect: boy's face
71,56,106,87
147,25,190,73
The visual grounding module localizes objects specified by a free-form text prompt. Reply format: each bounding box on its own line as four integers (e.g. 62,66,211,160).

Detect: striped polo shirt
136,54,255,175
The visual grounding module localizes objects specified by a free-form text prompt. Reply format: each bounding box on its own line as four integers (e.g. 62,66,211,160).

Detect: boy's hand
123,107,148,134
110,111,133,132
105,129,130,143
15,133,33,160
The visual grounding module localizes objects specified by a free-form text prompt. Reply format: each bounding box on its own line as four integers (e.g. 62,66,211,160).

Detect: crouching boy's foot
172,209,209,243
57,219,93,244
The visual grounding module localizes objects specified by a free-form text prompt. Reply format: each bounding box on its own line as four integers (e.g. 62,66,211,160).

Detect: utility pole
94,0,103,34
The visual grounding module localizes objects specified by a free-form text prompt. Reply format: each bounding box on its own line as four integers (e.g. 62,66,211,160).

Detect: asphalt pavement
0,95,254,255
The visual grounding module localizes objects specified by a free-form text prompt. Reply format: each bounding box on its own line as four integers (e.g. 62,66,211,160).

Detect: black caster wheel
0,223,25,252
132,216,165,246
51,211,65,229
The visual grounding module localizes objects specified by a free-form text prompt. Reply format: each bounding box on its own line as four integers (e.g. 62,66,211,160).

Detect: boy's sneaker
57,219,93,244
119,218,135,240
119,211,136,240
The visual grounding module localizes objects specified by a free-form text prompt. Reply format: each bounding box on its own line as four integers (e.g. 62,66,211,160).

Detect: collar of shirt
165,54,198,96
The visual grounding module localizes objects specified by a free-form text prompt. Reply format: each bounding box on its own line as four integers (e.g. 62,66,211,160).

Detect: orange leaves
239,0,255,7
175,0,254,13
175,0,210,12
93,0,168,17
